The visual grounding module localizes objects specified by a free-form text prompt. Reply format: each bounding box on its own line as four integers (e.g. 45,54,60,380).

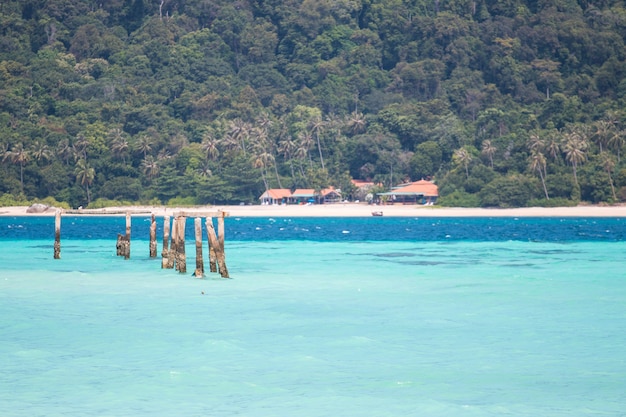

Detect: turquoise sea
1,216,625,416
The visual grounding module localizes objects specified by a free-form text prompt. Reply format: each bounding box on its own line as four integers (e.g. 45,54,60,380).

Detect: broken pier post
161,215,171,268
53,210,61,259
174,215,186,273
193,217,204,278
149,213,157,258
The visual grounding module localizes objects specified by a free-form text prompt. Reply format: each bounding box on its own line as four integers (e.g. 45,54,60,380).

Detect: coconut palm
277,136,297,182
56,139,74,165
527,132,545,152
529,149,549,199
201,132,220,161
545,130,561,163
141,155,159,180
135,133,154,159
608,130,626,163
74,158,95,205
31,141,52,165
308,115,325,170
3,143,30,192
73,133,89,160
453,147,472,179
562,127,588,188
109,129,129,164
227,118,251,155
346,111,366,135
599,151,617,201
481,139,496,168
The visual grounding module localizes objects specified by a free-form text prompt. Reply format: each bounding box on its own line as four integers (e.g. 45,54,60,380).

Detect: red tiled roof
391,180,438,196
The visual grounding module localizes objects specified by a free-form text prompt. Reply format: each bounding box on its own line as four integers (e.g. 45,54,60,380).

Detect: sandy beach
2,203,626,217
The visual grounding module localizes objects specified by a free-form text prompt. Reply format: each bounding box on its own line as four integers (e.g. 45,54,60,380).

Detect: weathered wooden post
205,217,217,273
206,215,229,278
162,215,171,268
116,212,131,259
175,215,186,273
125,212,131,259
193,217,204,278
166,215,177,269
217,212,229,278
149,213,157,258
53,210,61,259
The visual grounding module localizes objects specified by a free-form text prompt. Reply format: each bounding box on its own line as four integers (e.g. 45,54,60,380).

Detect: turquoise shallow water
1,217,626,416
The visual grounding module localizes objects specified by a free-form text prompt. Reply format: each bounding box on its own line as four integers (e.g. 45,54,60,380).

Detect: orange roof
260,189,292,199
392,180,438,196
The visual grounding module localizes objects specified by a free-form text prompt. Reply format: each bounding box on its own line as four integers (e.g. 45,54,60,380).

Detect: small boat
371,210,383,217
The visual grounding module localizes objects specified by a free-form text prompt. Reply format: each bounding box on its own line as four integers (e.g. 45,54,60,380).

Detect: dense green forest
2,0,626,208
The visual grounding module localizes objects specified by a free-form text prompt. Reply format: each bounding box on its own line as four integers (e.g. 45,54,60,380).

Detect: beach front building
377,180,439,205
259,187,342,205
259,188,293,205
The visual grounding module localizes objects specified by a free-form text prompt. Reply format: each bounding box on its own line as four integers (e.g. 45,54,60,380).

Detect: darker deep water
1,216,626,242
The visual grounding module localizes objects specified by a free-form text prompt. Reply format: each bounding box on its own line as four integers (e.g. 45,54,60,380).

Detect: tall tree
3,143,30,192
562,127,588,189
74,159,95,205
529,149,549,200
481,140,496,168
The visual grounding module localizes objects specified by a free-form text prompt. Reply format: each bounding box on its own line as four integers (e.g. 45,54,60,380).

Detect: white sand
2,203,626,217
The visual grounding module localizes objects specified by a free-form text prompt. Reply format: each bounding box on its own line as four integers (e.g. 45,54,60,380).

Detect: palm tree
73,133,89,160
3,143,30,192
74,158,95,205
135,133,154,159
308,115,325,170
599,151,617,201
201,132,220,161
527,132,545,153
109,129,129,164
481,140,496,168
562,127,588,188
277,136,297,183
227,118,250,155
346,112,366,135
31,141,52,165
545,130,561,163
141,155,159,181
608,130,625,163
196,159,212,178
297,130,314,168
57,139,74,165
453,147,472,179
529,149,549,200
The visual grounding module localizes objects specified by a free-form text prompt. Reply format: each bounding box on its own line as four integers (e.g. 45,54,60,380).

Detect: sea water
1,216,625,416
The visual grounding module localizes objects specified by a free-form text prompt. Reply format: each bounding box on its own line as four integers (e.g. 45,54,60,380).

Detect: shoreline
2,203,626,217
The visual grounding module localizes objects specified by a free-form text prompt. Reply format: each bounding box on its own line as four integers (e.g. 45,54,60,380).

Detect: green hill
2,0,626,208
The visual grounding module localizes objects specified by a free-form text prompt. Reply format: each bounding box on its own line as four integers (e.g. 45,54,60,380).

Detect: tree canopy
2,0,626,207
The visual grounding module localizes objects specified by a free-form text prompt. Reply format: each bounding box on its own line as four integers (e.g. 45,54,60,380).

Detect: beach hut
259,188,292,205
288,187,342,204
377,180,439,204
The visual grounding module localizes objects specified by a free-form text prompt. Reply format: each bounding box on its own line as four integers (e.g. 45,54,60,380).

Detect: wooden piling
149,213,157,258
175,216,186,273
216,212,229,278
166,215,177,269
125,212,131,259
206,215,229,278
194,217,204,278
54,210,61,259
205,217,217,273
162,215,171,268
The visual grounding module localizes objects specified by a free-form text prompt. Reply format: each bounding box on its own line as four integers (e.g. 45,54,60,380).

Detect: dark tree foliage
1,0,626,207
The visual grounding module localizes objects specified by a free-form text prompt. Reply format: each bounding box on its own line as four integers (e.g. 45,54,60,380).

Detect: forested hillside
2,0,626,208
